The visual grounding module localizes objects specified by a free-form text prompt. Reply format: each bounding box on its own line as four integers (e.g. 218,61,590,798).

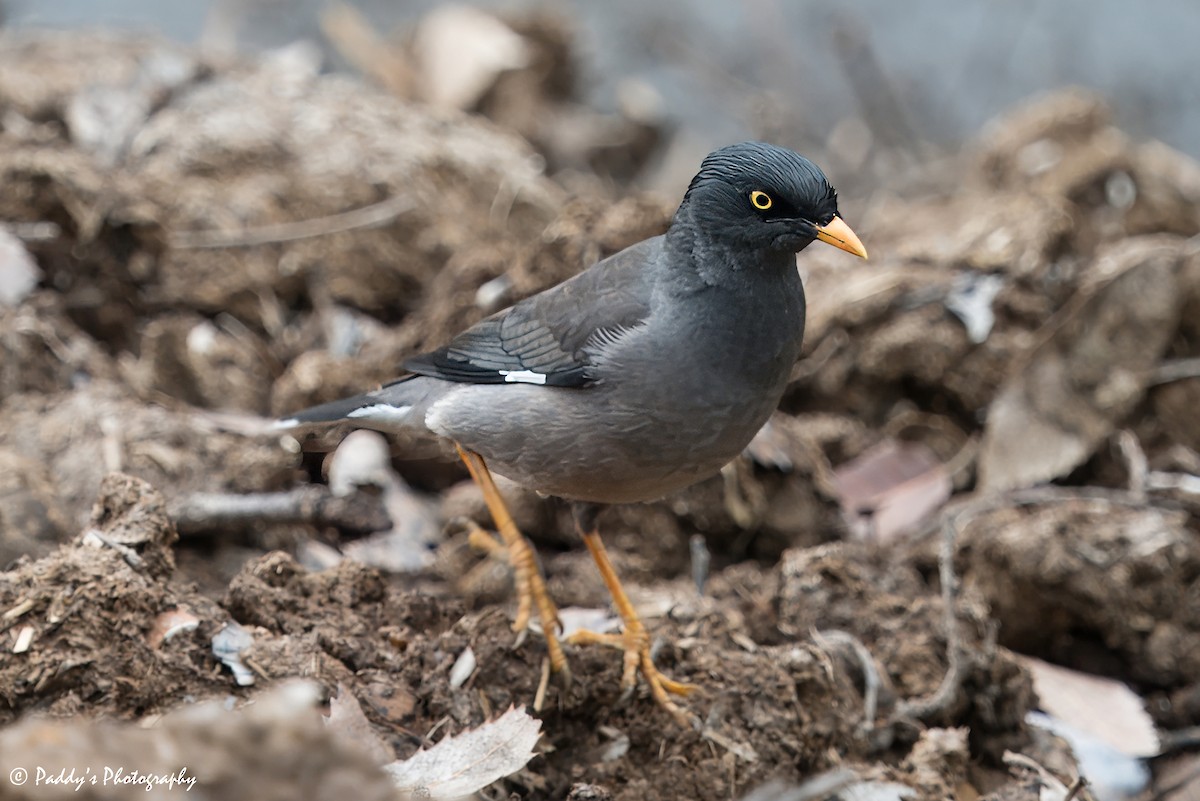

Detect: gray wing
403,237,661,387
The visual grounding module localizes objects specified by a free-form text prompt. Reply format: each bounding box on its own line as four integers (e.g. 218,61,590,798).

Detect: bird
277,141,867,724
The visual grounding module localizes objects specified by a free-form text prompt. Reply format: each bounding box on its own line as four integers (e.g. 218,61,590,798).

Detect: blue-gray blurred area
5,0,1198,161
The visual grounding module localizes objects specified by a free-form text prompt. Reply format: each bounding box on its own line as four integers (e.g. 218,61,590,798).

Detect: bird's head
677,141,867,259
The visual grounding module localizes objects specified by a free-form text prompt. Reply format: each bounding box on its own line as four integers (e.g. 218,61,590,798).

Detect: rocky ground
0,17,1198,801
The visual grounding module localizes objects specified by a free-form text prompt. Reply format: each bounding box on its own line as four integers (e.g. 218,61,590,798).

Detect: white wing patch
347,403,414,423
499,369,547,385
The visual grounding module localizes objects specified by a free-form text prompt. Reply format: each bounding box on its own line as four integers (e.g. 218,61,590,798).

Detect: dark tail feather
273,376,451,458
276,375,422,427
275,393,380,426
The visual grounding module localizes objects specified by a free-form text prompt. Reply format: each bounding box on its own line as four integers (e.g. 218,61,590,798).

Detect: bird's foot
568,618,697,727
465,519,569,678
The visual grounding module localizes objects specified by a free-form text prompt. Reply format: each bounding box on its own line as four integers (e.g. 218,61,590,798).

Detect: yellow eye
750,190,773,210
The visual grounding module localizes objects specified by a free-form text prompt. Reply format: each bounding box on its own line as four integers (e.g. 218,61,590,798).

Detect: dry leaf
832,439,951,543
944,272,1005,343
738,769,858,801
211,621,256,686
412,5,530,110
1021,656,1159,757
0,230,39,307
979,238,1182,491
147,606,200,648
554,607,619,639
597,725,630,762
12,625,34,654
1027,711,1150,799
839,782,918,801
385,706,541,799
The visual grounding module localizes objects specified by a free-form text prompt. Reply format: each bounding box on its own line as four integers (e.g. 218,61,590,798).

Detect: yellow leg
566,509,697,726
456,445,567,676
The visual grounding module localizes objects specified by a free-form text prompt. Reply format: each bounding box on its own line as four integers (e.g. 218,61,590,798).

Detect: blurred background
6,0,1200,192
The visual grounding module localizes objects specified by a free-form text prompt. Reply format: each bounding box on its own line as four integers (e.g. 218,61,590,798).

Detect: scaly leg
455,445,567,676
565,503,697,726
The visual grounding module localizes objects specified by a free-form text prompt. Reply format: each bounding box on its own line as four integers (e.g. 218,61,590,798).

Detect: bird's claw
464,517,567,674
568,623,697,726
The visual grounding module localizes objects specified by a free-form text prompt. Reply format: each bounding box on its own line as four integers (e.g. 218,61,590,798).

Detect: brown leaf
147,607,200,648
979,237,1183,492
832,439,951,543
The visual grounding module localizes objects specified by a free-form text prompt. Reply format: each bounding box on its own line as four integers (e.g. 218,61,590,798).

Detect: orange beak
814,216,868,259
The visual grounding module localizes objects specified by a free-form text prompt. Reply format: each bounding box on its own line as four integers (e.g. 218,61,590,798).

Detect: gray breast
425,268,806,505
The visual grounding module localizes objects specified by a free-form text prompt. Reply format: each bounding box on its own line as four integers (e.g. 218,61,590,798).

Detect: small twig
3,599,34,621
895,510,965,721
1,600,35,635
1158,724,1200,752
882,409,970,449
321,3,412,97
1003,751,1073,796
944,435,980,485
689,534,712,596
12,316,76,365
1146,471,1200,496
168,194,414,249
700,727,759,763
488,176,522,229
169,486,391,535
84,530,145,569
925,484,1189,526
242,655,272,683
0,221,61,241
1062,777,1087,801
533,657,551,713
476,688,493,719
100,416,125,474
423,714,452,742
813,629,882,733
1147,357,1200,386
1008,486,1126,507
1116,430,1148,500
